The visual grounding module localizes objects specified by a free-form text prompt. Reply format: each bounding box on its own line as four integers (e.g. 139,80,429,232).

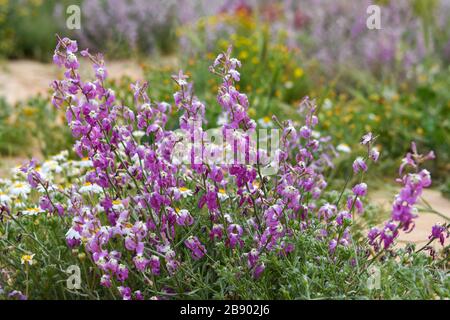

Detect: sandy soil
0,59,145,105
370,188,450,249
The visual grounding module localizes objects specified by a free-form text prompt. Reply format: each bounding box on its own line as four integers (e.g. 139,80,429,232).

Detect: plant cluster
0,38,448,300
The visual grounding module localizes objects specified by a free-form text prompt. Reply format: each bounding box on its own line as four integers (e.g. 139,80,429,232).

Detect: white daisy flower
13,199,26,209
112,199,125,211
22,207,43,216
42,160,63,174
258,116,273,128
0,191,12,205
77,157,93,168
79,182,103,194
9,182,31,197
21,254,36,266
218,188,229,201
178,187,193,198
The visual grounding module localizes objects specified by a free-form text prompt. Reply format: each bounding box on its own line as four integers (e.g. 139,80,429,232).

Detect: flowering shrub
0,38,448,300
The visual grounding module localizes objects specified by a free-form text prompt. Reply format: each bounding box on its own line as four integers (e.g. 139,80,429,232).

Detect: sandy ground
370,188,450,249
0,59,145,104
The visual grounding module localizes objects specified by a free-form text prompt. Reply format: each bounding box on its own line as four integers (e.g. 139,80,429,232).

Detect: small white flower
79,182,103,194
66,228,81,240
13,199,26,209
42,160,63,174
21,254,35,266
132,130,146,139
337,144,351,153
216,112,228,126
178,187,193,198
9,182,31,197
284,81,294,89
112,199,125,211
218,189,229,201
0,191,11,205
323,98,333,110
312,130,321,138
22,207,43,216
77,157,93,168
258,116,273,128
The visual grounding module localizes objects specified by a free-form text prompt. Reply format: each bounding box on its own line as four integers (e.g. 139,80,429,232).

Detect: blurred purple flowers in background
54,0,450,76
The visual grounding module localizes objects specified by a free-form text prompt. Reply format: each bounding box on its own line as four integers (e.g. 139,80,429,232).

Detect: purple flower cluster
17,37,441,300
368,142,436,251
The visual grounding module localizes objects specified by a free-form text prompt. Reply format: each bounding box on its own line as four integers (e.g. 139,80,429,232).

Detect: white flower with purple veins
78,182,103,194
66,228,81,241
369,148,380,162
229,58,241,69
360,132,373,145
228,69,240,81
352,157,368,173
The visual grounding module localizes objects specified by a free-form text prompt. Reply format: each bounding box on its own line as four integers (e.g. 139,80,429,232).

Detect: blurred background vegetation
0,0,449,192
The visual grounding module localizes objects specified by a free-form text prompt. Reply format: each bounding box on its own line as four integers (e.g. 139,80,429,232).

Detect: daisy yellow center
21,255,33,263
112,200,122,205
179,187,189,192
219,189,226,194
263,116,271,123
83,182,92,186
